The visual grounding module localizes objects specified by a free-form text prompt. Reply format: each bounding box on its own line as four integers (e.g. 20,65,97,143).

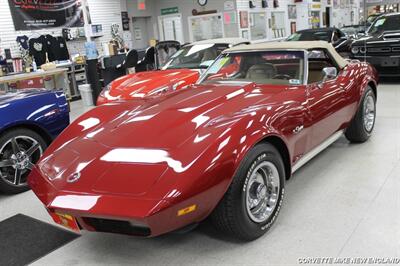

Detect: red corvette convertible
96,38,249,105
29,41,378,241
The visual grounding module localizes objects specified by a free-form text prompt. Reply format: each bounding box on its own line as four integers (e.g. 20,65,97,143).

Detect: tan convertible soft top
224,41,348,69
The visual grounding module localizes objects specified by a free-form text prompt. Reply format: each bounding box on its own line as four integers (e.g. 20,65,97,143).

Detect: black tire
211,143,285,241
345,86,376,143
0,128,47,194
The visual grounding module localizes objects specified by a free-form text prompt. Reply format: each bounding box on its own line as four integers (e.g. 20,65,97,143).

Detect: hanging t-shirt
46,35,70,62
29,36,47,66
16,35,29,50
54,37,70,61
45,34,57,62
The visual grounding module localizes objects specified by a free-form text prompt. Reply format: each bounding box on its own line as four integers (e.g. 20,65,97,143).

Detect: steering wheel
272,74,292,80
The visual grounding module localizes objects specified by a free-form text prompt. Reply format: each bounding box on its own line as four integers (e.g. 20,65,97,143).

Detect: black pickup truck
351,13,400,77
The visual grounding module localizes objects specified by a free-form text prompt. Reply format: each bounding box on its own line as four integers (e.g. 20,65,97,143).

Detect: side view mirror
321,67,338,83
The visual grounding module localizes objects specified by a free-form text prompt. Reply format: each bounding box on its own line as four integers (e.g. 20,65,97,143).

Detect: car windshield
287,30,332,42
162,43,229,70
368,15,400,34
340,27,357,36
367,14,380,24
199,51,305,86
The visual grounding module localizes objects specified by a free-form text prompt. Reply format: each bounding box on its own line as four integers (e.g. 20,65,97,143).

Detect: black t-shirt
46,35,70,61
45,35,57,62
16,35,29,50
55,37,70,61
29,36,47,66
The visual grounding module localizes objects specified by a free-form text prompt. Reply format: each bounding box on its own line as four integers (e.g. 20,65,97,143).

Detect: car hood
108,69,200,99
0,89,50,105
39,81,280,197
352,30,400,45
87,82,276,149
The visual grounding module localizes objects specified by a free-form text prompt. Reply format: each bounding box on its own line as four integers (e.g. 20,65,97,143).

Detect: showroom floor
1,81,399,265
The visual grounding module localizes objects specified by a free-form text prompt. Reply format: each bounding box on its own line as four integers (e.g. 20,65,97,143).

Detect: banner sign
8,0,84,31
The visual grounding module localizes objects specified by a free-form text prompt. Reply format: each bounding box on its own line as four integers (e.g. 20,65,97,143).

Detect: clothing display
54,36,70,61
16,36,29,50
29,36,48,66
27,35,70,67
16,35,32,70
45,35,57,62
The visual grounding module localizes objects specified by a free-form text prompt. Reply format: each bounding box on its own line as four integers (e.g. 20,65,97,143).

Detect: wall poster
189,13,224,42
288,5,297,19
290,22,297,34
8,0,84,31
239,11,249,28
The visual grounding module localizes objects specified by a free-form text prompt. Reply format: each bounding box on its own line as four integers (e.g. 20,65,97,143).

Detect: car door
306,49,347,149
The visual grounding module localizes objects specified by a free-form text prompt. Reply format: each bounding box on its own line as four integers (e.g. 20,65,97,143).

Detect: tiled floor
1,81,399,265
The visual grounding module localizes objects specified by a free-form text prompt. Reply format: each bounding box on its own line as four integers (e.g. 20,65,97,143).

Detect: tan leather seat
246,63,277,79
202,49,218,62
308,61,331,83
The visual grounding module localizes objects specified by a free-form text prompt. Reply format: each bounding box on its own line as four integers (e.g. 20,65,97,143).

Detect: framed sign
288,5,297,19
189,13,224,42
161,7,179,15
121,12,130,31
241,30,249,39
224,1,235,10
291,22,297,34
223,12,237,24
239,11,249,28
8,0,84,30
134,29,142,40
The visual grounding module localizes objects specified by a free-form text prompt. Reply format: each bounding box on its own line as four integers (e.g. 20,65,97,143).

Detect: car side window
307,49,337,84
338,29,346,38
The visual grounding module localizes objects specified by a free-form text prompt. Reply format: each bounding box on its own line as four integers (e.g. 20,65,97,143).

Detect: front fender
154,111,290,223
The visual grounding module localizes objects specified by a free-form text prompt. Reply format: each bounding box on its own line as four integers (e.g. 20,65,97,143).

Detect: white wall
0,0,125,58
126,0,158,47
125,0,240,44
294,0,360,31
155,0,239,43
236,0,291,41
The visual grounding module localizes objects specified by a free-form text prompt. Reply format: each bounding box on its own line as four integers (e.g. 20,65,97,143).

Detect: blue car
0,89,69,194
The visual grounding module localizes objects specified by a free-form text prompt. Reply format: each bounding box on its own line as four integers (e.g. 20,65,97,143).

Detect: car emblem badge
293,125,304,134
67,172,81,183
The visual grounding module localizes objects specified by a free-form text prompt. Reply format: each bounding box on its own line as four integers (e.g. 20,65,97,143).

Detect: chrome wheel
0,136,43,187
363,92,375,132
245,161,280,223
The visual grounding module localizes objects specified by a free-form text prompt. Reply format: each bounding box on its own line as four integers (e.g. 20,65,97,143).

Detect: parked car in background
340,24,367,38
0,89,69,194
366,13,384,27
96,38,250,105
351,12,400,76
29,41,378,241
286,28,353,57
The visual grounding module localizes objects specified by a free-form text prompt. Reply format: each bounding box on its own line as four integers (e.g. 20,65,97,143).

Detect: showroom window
249,12,267,41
